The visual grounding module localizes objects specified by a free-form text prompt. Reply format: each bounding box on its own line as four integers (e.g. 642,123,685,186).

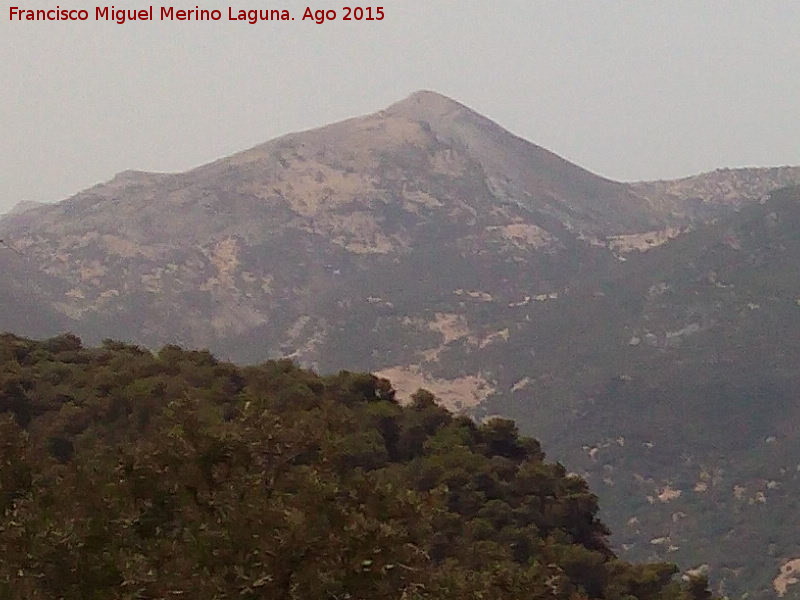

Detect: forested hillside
0,334,710,600
476,186,800,597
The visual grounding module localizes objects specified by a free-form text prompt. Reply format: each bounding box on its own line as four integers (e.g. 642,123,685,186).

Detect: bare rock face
2,91,800,600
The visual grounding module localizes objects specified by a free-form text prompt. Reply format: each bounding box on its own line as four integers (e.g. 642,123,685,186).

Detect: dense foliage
0,334,710,600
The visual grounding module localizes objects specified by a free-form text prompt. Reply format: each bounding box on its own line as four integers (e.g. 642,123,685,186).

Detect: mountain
2,91,797,368
0,90,666,367
1,91,800,598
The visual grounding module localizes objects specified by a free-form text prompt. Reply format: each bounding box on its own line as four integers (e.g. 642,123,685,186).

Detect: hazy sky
2,1,799,212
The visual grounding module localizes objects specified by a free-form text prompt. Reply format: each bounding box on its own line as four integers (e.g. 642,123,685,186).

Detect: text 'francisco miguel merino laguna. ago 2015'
8,5,386,24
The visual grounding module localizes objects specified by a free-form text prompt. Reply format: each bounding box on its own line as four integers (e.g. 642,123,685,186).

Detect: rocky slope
2,91,797,367
631,166,800,215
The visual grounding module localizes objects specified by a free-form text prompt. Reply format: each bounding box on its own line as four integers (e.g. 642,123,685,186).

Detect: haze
2,1,799,213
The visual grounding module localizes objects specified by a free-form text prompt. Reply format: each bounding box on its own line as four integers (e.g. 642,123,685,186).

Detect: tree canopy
0,333,711,600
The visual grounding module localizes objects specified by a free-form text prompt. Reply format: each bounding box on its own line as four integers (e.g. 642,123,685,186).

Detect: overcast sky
2,1,799,212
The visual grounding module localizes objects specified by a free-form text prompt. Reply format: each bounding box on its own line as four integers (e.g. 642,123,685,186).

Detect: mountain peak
385,90,473,121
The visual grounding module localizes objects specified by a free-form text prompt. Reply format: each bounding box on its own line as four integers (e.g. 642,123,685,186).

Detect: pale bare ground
284,320,328,369
453,289,494,302
479,328,509,349
374,364,495,412
206,237,240,287
401,189,443,211
774,559,800,596
428,312,471,345
607,227,684,253
485,223,555,249
511,377,532,392
231,114,472,259
329,212,401,254
657,486,682,502
268,165,375,218
197,238,241,292
79,259,108,283
101,233,152,258
430,146,470,177
417,312,473,362
237,142,411,254
285,315,312,343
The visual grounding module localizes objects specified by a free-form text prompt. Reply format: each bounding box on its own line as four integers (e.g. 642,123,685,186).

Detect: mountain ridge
5,91,799,235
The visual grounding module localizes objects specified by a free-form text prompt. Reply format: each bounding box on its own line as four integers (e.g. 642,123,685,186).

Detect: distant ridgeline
0,333,712,600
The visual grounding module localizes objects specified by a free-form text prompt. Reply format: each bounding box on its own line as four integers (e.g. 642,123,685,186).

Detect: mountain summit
1,90,798,362
387,91,669,233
